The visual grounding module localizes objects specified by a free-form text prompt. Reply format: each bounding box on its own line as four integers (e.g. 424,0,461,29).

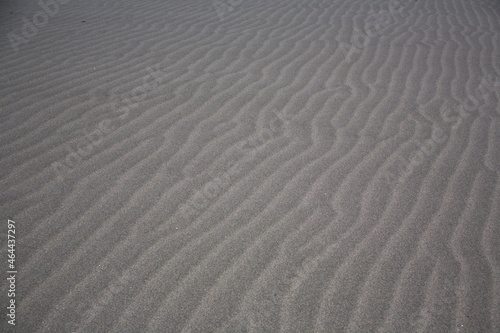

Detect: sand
1,0,499,332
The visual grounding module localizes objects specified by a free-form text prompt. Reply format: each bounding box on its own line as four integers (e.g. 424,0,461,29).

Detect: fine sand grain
1,0,499,332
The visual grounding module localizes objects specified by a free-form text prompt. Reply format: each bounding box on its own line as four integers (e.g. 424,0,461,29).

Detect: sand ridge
0,0,499,332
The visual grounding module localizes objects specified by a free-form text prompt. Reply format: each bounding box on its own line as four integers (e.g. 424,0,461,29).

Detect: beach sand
1,0,499,331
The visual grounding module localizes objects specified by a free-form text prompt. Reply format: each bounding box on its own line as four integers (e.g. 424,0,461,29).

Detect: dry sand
1,0,500,332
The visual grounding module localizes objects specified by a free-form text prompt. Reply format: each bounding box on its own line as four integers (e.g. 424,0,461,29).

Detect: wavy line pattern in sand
0,0,499,332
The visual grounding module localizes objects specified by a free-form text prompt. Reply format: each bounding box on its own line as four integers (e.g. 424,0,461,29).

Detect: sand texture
1,0,500,332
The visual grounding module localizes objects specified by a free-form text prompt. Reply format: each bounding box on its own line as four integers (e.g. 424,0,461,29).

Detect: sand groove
0,0,499,332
